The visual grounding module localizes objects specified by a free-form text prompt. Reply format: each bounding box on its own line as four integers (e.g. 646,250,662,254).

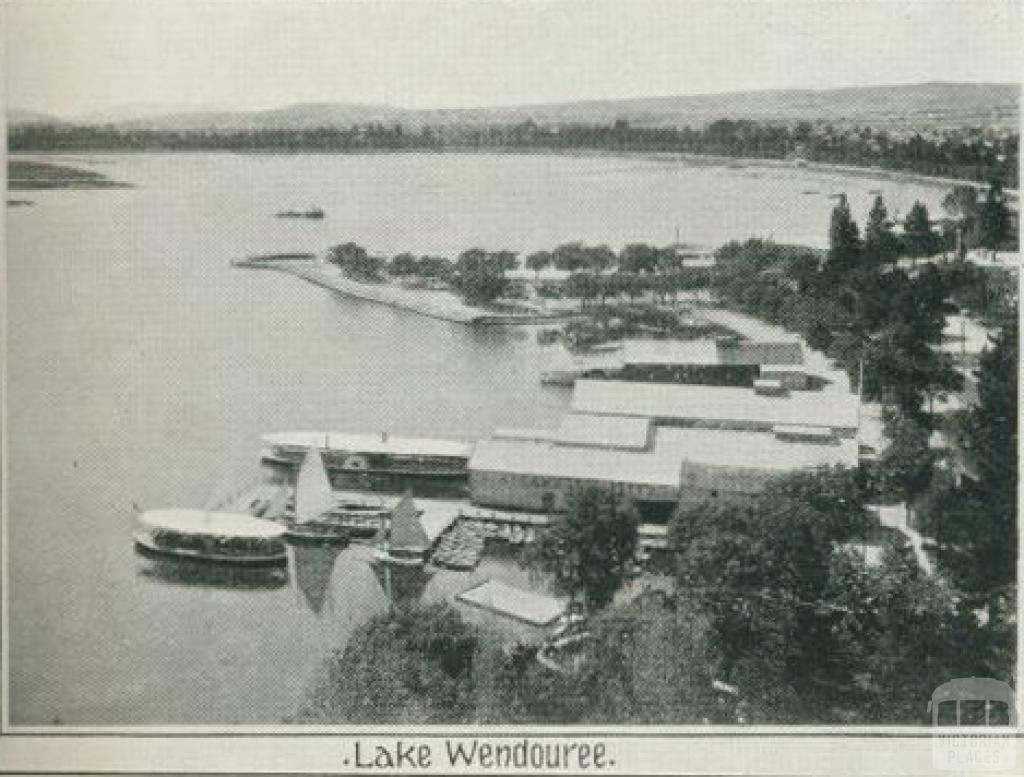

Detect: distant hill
428,82,1021,132
107,101,409,131
8,82,1019,133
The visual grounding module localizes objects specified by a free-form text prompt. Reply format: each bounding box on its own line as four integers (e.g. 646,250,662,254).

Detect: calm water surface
6,153,948,723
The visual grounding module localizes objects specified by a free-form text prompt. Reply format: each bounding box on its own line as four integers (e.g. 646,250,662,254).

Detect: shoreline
6,158,133,190
10,148,1016,197
233,256,575,326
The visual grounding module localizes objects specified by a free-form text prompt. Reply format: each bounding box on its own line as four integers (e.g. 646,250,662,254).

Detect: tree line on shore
324,180,1017,325
712,186,1015,416
9,118,1018,187
325,239,714,307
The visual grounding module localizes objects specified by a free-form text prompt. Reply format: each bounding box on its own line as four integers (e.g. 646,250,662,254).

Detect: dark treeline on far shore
9,118,1019,187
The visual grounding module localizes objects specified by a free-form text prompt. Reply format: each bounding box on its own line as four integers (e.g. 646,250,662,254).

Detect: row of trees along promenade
325,180,1015,321
301,184,1017,725
9,118,1018,187
325,239,715,307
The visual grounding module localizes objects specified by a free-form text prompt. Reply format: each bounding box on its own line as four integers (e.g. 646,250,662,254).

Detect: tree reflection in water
370,560,433,612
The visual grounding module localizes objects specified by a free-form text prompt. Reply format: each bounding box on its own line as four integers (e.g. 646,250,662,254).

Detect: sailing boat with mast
283,445,349,544
371,493,431,567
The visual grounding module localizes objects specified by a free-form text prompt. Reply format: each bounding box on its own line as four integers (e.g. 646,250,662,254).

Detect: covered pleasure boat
133,509,288,566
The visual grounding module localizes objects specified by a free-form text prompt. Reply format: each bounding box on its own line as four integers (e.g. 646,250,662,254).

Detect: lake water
5,152,949,724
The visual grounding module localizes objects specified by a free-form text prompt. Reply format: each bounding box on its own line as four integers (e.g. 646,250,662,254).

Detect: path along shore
232,255,575,326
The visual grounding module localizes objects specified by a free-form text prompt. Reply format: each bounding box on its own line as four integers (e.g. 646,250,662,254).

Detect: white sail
295,446,335,524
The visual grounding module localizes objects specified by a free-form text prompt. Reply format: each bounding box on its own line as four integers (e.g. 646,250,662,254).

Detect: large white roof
470,426,857,485
262,431,473,459
137,509,286,539
620,339,721,366
570,380,858,431
556,413,652,450
470,435,683,488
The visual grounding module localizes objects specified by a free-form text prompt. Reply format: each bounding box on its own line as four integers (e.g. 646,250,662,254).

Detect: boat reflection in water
135,549,290,590
291,543,344,615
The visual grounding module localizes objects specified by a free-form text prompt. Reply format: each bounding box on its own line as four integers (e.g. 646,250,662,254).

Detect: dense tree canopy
668,468,1004,722
451,248,512,304
711,229,963,415
863,195,900,265
299,603,479,723
327,242,384,280
530,486,639,611
524,250,552,276
828,195,862,271
975,181,1013,257
903,200,942,260
876,410,935,503
388,252,419,276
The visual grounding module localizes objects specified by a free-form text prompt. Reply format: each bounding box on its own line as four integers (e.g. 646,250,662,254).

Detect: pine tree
903,201,939,261
864,195,898,264
968,314,1018,590
976,181,1012,259
828,195,861,271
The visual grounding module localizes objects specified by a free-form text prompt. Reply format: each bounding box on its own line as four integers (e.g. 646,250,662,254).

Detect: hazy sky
4,0,1022,117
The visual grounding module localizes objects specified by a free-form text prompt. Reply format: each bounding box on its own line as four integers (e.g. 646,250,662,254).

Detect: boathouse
569,380,859,436
469,411,858,519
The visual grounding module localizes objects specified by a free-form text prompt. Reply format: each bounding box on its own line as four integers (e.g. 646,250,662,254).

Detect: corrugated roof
556,413,651,450
492,428,556,442
620,339,721,366
470,436,683,487
667,427,857,470
469,425,857,485
570,380,858,431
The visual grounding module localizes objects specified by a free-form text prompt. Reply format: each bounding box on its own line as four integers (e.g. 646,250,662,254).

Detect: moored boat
261,431,472,478
275,206,324,219
370,494,430,567
133,509,288,566
283,445,350,544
